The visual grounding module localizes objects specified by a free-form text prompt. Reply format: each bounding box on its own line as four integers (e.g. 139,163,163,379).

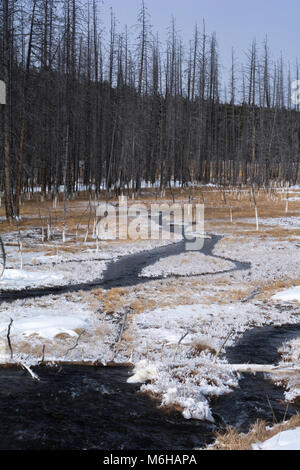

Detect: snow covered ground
279,337,300,365
239,216,300,230
0,294,118,365
0,269,64,289
140,253,235,278
213,236,300,284
121,214,300,420
273,286,300,303
121,301,299,421
1,201,300,425
253,427,300,450
0,229,174,289
276,336,300,403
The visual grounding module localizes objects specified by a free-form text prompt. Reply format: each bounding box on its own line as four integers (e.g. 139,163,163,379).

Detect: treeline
0,0,299,220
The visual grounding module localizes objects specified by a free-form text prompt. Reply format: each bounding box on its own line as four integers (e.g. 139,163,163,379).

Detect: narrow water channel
213,324,300,433
0,232,250,302
0,227,299,449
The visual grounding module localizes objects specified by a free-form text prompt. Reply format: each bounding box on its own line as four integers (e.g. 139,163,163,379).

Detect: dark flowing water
213,324,300,433
0,365,214,450
0,324,299,450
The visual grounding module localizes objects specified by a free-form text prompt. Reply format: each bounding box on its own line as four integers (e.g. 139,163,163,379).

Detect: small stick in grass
0,237,6,280
285,187,289,214
41,344,45,362
7,318,13,359
266,393,277,424
251,184,259,231
283,402,289,423
173,330,190,361
213,329,234,364
113,307,132,359
64,330,86,358
129,347,135,362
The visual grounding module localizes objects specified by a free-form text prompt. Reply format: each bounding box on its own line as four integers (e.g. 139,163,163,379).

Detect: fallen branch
206,361,300,376
0,360,133,369
228,364,300,376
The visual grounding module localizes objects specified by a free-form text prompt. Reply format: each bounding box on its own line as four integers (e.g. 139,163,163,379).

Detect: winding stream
0,232,250,302
0,227,299,449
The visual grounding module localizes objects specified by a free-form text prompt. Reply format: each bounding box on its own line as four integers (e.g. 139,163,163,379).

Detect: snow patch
0,295,118,365
0,315,86,340
127,360,158,383
277,337,300,403
253,427,300,450
140,253,235,278
0,269,64,289
273,286,300,303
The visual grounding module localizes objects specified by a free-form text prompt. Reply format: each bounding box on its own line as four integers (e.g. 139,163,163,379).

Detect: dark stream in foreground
0,365,213,450
0,227,299,449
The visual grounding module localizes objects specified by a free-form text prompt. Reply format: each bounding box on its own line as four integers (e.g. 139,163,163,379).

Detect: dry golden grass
105,287,127,301
121,330,134,344
260,227,300,238
88,287,133,314
93,324,113,339
10,340,46,357
1,187,298,250
99,287,131,314
207,287,251,304
88,273,251,318
129,287,199,313
93,280,205,316
90,288,104,301
0,187,296,223
1,187,299,318
211,414,300,450
129,298,157,314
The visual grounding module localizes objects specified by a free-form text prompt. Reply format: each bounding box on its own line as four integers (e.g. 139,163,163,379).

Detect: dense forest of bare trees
0,0,299,220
